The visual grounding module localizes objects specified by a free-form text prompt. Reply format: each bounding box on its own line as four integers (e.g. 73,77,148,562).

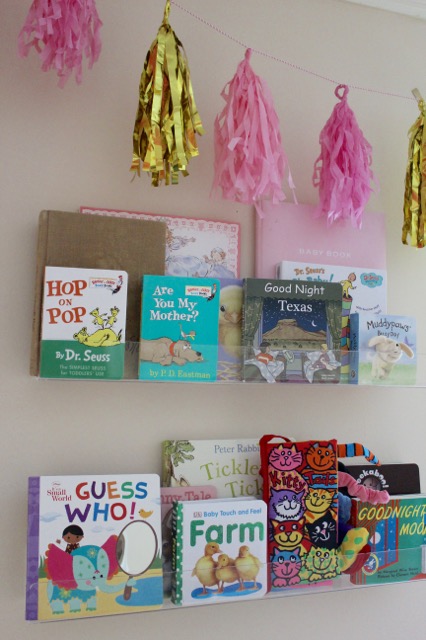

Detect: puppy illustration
368,336,414,379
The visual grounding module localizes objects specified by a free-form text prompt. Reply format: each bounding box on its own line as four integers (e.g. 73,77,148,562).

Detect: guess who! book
171,498,267,605
242,279,343,383
40,266,128,379
139,275,220,382
350,495,426,585
26,474,163,621
259,435,339,591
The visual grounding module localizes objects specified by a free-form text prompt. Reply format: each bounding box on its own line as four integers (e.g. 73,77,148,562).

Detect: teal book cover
139,276,220,382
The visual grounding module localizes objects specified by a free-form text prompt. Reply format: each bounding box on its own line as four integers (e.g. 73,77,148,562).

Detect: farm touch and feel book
139,275,220,382
350,495,426,585
242,278,343,383
40,267,128,379
171,498,267,605
161,439,262,498
26,474,163,621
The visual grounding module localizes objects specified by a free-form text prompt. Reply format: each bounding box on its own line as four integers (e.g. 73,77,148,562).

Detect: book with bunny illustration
26,474,163,621
242,278,343,384
40,266,128,379
139,275,221,382
161,438,262,498
171,498,267,605
349,313,416,385
259,435,340,591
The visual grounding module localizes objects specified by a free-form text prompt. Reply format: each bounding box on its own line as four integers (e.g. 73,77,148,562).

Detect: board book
349,313,417,385
350,494,426,585
242,278,343,383
344,463,421,496
217,278,243,382
40,267,128,379
161,486,218,597
81,206,240,278
139,275,220,382
259,435,339,592
171,498,267,605
161,438,262,498
30,210,167,378
26,474,163,621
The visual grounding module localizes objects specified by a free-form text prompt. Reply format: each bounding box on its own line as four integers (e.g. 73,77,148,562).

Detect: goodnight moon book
40,266,128,379
26,474,163,621
139,275,220,382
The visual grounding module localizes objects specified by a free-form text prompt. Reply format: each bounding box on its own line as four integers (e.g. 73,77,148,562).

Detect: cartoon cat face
269,488,305,521
305,512,337,550
304,547,339,576
271,519,305,550
269,444,303,472
305,488,335,515
306,442,336,471
271,547,302,580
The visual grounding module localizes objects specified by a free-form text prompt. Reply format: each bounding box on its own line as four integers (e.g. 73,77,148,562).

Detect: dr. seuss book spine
171,498,267,606
26,474,163,621
139,275,220,382
40,266,128,379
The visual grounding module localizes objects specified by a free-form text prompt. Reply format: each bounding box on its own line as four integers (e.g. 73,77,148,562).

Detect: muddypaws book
161,439,262,498
171,498,267,605
350,495,426,585
139,275,220,382
242,278,343,383
26,474,163,621
40,266,128,379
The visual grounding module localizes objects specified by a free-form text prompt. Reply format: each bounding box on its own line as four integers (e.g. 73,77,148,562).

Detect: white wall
2,0,426,637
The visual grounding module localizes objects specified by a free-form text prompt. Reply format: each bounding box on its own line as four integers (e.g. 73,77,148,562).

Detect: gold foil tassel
402,89,426,248
130,0,204,186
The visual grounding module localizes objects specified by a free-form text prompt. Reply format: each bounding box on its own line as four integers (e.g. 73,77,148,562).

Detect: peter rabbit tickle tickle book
259,435,339,591
161,439,262,498
171,498,267,605
26,474,163,621
350,495,426,586
139,275,220,382
40,266,128,379
349,313,416,385
242,278,343,383
81,206,241,278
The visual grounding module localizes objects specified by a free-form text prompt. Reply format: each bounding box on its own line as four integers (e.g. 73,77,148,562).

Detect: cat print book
259,435,339,592
171,498,267,606
40,266,128,379
139,275,220,382
26,474,163,621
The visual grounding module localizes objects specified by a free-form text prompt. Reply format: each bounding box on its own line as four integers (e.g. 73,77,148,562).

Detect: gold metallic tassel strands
130,0,204,186
402,88,426,248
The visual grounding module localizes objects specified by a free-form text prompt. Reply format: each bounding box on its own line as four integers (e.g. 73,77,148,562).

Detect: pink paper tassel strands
312,84,375,228
212,49,294,205
18,0,102,87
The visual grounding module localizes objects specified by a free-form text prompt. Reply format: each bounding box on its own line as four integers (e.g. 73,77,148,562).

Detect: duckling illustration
215,553,239,593
235,545,262,590
179,324,196,341
191,542,222,594
138,509,153,518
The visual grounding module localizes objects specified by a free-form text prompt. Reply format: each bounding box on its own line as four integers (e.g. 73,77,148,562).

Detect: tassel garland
212,48,294,205
402,90,426,248
18,0,102,87
312,84,374,229
130,0,204,186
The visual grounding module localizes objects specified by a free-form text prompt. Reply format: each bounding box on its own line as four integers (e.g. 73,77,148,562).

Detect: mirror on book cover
116,520,158,600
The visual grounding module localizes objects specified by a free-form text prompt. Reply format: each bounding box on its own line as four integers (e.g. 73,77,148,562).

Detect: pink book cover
81,206,240,278
255,201,387,278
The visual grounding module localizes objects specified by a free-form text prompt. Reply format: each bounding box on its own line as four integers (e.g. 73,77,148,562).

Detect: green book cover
351,495,426,585
40,267,127,379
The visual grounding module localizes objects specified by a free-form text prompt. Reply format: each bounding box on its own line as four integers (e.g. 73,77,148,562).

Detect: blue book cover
139,276,220,382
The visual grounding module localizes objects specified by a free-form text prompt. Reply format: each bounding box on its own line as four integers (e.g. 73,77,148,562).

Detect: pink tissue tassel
312,84,374,229
212,49,294,205
18,0,102,87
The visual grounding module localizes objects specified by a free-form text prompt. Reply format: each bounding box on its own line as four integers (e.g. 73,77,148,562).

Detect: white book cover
40,266,128,379
172,498,267,606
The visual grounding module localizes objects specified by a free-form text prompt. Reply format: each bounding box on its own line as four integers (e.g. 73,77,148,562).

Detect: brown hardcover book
30,210,167,376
